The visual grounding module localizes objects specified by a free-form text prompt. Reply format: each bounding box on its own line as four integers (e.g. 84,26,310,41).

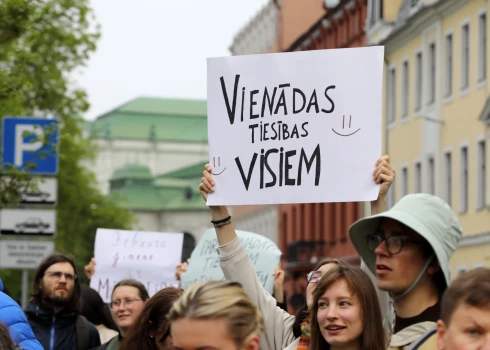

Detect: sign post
1,117,59,308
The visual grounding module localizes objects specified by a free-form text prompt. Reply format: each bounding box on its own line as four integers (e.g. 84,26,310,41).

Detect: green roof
109,162,207,212
89,97,208,143
157,161,208,180
111,164,153,180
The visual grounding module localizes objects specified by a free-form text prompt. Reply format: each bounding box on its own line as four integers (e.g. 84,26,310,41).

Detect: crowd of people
0,155,489,350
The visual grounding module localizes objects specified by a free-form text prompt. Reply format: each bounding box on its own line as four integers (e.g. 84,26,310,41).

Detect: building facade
367,0,490,277
83,97,210,261
86,97,209,195
108,162,210,261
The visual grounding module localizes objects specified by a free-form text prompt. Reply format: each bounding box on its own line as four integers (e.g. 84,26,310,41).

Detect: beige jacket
388,322,437,350
218,238,393,350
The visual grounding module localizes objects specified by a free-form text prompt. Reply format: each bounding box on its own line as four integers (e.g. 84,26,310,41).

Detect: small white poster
180,229,282,294
90,228,184,303
206,46,384,205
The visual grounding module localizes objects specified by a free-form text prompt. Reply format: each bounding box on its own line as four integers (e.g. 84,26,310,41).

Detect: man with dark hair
25,253,101,350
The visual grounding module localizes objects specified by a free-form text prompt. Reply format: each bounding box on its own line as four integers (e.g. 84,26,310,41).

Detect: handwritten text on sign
90,228,183,303
206,47,384,205
180,229,282,294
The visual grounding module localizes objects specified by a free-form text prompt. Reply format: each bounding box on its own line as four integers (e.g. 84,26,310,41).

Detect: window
428,156,435,195
415,161,422,193
477,140,486,209
369,0,383,26
429,43,436,104
479,13,487,82
460,146,469,213
415,52,423,111
445,33,453,97
444,151,453,206
388,67,396,124
401,166,409,197
402,61,409,118
461,23,470,91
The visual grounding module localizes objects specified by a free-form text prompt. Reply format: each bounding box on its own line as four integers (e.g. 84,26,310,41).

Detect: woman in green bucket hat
349,193,463,350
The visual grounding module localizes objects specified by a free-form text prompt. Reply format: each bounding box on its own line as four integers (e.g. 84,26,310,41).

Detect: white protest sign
180,229,282,294
206,47,384,205
90,228,184,303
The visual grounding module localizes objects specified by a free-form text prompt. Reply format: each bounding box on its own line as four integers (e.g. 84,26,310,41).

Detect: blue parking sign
2,117,59,175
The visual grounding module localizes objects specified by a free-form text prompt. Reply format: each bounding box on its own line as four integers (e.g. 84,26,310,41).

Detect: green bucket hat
349,193,462,290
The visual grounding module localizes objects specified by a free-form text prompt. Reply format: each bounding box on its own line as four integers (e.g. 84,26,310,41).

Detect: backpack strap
76,315,91,350
406,326,437,350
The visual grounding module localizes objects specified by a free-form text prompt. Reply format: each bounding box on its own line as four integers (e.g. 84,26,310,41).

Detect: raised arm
199,164,236,245
370,155,394,215
199,164,296,350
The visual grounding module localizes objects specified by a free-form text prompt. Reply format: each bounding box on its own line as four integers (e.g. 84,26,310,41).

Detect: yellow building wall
449,242,490,280
381,0,490,271
386,36,424,195
383,0,403,22
441,0,489,236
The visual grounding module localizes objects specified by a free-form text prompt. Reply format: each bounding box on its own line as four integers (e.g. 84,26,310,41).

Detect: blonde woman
168,281,264,350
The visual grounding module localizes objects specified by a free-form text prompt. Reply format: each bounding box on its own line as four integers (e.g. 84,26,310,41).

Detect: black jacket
25,302,100,350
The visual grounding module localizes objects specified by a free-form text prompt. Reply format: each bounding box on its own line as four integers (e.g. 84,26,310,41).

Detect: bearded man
25,253,101,350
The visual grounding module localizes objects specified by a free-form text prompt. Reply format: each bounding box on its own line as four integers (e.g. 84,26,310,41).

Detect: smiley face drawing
332,115,361,137
211,156,227,175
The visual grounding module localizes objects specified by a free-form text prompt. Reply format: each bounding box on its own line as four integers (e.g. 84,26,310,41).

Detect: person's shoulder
0,292,26,325
86,320,102,346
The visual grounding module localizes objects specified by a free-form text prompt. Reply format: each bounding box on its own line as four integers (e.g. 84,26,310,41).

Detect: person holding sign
168,280,263,350
309,264,386,350
198,155,394,350
348,193,462,349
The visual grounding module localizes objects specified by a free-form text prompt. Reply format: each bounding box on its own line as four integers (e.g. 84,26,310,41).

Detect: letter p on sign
15,125,43,166
2,117,59,175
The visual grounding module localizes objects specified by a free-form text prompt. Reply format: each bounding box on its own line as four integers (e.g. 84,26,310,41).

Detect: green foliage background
0,0,134,301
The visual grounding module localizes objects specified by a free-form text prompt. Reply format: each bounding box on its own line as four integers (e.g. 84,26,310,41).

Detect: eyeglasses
44,271,77,281
110,298,142,309
306,271,322,283
366,233,423,255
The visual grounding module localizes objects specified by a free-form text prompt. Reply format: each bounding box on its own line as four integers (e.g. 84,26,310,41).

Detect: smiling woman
309,264,386,350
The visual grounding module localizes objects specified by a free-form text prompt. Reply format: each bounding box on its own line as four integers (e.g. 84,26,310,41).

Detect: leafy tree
0,0,134,301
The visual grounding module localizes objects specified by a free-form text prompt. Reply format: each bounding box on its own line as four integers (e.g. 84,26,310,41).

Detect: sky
77,0,269,120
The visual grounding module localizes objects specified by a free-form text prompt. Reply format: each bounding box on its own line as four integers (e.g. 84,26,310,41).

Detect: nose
374,239,390,257
58,274,67,283
326,305,338,320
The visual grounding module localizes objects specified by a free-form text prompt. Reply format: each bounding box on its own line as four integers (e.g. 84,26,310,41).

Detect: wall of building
89,139,208,194
133,211,161,232
370,0,490,275
159,210,211,242
233,205,279,244
230,2,279,55
279,0,326,51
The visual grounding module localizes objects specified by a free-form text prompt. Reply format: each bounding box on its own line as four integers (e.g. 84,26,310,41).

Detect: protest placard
206,46,384,205
180,229,282,294
90,228,183,303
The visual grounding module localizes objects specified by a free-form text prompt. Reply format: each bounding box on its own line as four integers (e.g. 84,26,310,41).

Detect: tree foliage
0,0,134,300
